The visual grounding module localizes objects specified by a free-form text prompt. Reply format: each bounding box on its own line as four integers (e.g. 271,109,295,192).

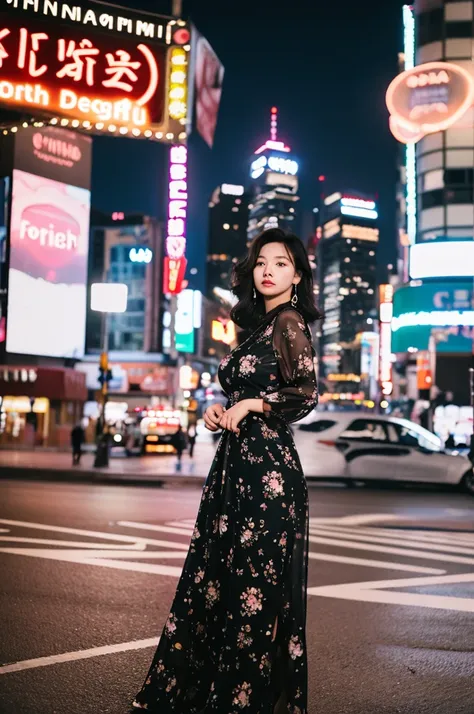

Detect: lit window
346,239,351,244
352,247,357,252
369,250,375,256
232,207,239,212
357,309,363,315
235,199,242,205
233,224,239,230
223,223,230,230
367,288,374,294
344,257,350,263
289,208,295,213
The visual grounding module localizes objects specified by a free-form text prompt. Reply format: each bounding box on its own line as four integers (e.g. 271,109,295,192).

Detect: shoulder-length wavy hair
229,227,321,329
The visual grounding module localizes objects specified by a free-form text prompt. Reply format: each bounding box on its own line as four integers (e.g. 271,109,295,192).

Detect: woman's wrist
244,398,264,414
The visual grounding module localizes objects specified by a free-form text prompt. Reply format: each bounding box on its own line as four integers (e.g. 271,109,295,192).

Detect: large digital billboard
6,169,90,357
392,282,474,354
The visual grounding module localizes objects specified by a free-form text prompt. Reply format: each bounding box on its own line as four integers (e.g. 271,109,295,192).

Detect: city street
1,478,474,714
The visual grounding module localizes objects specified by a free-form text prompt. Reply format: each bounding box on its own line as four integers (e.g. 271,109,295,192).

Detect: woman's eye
277,262,286,267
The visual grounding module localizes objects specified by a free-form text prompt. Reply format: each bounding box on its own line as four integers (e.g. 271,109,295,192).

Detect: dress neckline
263,299,293,320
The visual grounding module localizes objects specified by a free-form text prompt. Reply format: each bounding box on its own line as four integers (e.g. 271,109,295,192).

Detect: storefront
0,366,86,448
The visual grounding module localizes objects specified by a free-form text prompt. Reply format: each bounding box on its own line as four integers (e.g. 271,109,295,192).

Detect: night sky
92,0,405,294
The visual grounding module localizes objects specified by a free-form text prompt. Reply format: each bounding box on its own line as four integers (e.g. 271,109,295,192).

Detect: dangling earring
291,284,298,307
253,287,256,301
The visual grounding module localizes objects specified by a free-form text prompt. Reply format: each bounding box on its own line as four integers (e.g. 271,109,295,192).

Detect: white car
293,412,474,494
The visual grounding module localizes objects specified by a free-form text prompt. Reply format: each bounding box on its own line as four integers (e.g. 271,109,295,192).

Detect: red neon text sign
386,61,474,144
0,16,167,132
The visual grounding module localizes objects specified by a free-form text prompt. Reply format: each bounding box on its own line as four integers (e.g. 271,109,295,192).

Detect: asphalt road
1,478,474,714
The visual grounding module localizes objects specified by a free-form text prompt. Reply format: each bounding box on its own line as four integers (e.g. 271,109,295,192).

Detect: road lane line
315,524,474,546
309,514,401,526
0,537,146,549
308,552,445,574
307,534,474,565
118,521,194,536
308,526,474,556
308,572,474,613
0,637,160,675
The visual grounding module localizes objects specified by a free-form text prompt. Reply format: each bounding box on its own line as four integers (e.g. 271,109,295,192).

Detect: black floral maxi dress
132,301,318,714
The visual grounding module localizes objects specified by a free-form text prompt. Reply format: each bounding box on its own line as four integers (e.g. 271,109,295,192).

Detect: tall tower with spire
246,107,300,243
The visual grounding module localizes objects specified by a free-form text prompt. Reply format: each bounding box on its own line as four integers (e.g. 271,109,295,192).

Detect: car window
390,423,441,452
301,419,337,433
340,419,388,442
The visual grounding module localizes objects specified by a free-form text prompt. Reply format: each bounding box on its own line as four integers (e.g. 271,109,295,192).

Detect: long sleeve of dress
262,308,318,424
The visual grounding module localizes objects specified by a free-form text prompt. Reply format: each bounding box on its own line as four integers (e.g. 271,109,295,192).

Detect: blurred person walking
132,228,319,714
172,425,187,471
71,423,85,466
187,423,197,457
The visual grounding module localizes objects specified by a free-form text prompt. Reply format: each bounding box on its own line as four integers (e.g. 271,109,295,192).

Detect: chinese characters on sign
0,11,189,137
163,144,187,294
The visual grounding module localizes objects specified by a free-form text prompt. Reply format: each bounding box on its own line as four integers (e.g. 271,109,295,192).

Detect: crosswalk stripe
316,523,474,546
308,526,474,556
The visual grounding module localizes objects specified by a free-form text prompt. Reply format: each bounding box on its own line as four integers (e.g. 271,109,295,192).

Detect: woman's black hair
229,227,321,329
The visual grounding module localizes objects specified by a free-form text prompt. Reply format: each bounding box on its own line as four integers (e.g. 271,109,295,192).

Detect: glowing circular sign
129,247,152,263
386,61,474,144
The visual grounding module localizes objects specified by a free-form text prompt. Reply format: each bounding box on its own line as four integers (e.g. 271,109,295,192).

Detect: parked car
293,412,474,494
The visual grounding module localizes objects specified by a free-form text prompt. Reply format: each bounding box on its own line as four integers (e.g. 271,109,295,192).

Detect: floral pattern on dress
132,302,317,714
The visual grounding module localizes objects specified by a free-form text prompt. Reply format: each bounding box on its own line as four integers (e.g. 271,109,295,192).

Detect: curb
0,466,207,488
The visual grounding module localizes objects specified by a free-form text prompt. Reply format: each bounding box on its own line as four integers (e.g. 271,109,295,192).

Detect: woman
131,228,320,713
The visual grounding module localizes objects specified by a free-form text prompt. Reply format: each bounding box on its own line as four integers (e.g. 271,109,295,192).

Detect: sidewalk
0,441,219,487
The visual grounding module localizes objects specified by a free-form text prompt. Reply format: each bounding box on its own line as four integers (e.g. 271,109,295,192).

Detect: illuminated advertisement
342,224,379,242
250,154,299,179
191,28,224,149
0,1,191,138
340,196,378,220
392,282,474,353
409,240,474,279
6,169,90,357
163,144,187,294
378,285,393,397
386,61,474,144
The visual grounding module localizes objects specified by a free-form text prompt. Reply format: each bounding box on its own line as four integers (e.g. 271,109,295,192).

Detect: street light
90,283,128,467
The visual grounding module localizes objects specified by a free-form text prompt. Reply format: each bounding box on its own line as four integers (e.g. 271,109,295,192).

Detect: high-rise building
387,2,474,411
206,183,249,298
247,108,300,242
87,211,163,354
318,193,379,393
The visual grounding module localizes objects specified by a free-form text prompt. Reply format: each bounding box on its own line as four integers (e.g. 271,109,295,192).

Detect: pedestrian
171,425,186,470
131,227,320,713
187,423,197,457
70,422,85,466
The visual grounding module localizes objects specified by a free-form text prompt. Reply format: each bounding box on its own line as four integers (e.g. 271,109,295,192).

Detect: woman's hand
203,403,224,432
218,401,250,436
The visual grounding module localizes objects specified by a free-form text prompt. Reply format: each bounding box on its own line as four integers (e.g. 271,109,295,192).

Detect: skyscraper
318,193,379,389
247,108,300,242
206,183,249,298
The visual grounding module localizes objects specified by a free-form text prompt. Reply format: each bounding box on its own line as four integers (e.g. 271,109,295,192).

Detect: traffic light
98,368,113,385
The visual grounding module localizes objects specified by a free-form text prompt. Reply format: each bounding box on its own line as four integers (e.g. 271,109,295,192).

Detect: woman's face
253,242,301,299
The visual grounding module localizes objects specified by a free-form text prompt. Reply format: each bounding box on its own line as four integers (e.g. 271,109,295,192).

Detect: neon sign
409,241,474,280
163,144,187,294
341,206,378,220
250,154,298,179
0,12,189,138
129,247,152,263
386,61,474,144
379,284,393,397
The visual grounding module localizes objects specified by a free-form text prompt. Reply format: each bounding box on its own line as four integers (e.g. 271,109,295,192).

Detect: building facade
388,1,474,411
206,183,249,298
318,193,379,401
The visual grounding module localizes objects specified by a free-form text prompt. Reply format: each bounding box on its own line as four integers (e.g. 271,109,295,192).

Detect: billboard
386,61,474,144
6,169,90,357
392,282,474,354
0,0,191,139
409,240,474,279
191,29,224,148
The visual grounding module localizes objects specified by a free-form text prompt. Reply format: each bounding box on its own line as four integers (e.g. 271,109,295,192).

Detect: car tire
460,469,474,495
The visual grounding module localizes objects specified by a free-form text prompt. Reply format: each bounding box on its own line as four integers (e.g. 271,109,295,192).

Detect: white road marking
0,537,146,549
317,523,474,546
308,552,444,574
307,533,474,566
0,637,159,675
309,514,401,526
308,526,474,556
118,520,194,536
308,573,474,613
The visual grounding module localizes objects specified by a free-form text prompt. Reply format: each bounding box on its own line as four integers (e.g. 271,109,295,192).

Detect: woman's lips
262,281,275,286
